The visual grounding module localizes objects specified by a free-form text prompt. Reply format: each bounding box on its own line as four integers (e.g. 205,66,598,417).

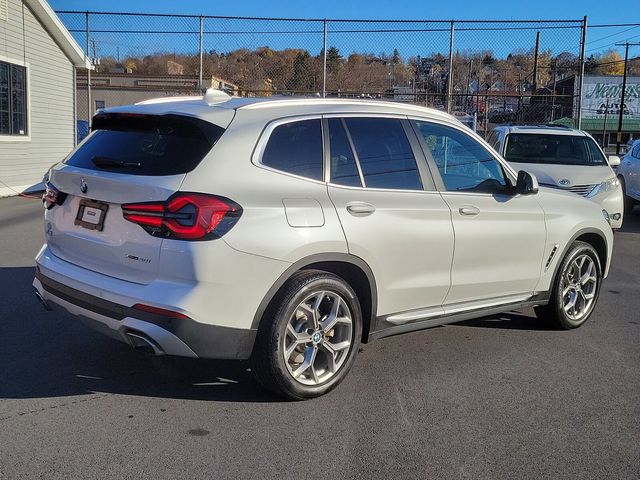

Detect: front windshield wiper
91,156,142,169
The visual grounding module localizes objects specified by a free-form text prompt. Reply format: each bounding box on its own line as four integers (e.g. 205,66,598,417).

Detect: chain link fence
57,12,586,137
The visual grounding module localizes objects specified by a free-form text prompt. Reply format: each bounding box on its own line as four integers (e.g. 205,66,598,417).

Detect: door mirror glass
516,170,539,195
608,155,621,167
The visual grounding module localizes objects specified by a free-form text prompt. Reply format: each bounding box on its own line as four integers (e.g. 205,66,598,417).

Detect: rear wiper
91,156,142,169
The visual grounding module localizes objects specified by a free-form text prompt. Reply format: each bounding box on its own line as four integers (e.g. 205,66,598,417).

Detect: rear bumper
34,270,257,359
32,241,286,359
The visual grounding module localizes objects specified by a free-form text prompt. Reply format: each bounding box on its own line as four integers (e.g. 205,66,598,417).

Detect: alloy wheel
561,253,598,322
283,291,353,386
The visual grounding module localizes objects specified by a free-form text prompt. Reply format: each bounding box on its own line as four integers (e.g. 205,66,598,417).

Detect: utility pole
502,69,507,112
615,42,640,155
602,97,609,148
517,73,522,123
577,16,588,129
533,31,540,91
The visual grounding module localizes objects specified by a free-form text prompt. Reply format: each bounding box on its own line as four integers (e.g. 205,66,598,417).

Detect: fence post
85,11,91,126
322,19,327,98
447,20,455,114
198,16,204,93
533,31,540,91
577,16,587,129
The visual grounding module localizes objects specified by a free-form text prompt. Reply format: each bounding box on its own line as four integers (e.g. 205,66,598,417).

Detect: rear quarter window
64,114,224,176
260,119,324,181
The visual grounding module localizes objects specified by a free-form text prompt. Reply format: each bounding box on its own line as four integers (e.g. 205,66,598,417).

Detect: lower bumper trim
35,270,257,360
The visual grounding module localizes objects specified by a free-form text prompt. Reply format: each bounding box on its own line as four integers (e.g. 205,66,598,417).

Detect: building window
0,60,27,136
95,100,105,110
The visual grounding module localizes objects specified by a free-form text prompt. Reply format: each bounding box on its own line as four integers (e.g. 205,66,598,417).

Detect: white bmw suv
34,92,614,399
488,125,624,229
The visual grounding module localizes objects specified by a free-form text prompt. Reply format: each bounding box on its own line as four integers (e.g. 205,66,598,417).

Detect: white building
0,0,90,197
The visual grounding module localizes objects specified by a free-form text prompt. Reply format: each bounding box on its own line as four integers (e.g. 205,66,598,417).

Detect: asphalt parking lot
1,195,639,480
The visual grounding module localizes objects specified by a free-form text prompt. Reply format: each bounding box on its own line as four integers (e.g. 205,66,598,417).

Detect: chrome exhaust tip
34,288,52,311
125,330,164,356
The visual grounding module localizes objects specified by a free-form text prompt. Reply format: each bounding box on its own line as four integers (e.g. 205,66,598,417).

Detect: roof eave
23,0,91,69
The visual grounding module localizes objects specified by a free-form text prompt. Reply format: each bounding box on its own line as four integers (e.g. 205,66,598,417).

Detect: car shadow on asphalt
619,208,640,234
0,266,282,403
454,312,555,331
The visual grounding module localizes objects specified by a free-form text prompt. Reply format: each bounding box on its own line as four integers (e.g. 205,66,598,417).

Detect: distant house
76,73,245,120
0,0,90,197
76,72,214,121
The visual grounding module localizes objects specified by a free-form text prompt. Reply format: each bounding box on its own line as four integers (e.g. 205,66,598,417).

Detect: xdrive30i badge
125,254,151,264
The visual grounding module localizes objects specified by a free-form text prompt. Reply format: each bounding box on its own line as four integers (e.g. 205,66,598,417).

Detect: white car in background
618,139,640,213
488,125,624,228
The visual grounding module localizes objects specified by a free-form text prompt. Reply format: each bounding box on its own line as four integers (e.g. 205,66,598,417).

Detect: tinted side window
344,118,422,190
328,118,361,187
413,121,508,194
262,119,323,181
632,143,640,158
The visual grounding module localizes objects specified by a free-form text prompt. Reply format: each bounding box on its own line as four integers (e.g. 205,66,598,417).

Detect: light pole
615,42,640,155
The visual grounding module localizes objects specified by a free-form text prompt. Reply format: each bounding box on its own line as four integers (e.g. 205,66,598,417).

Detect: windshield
504,133,607,166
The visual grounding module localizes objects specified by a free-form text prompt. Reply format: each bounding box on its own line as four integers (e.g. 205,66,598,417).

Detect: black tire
251,270,363,400
535,241,602,330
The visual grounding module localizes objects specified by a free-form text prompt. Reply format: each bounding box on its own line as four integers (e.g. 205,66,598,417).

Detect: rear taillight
122,192,242,240
42,182,67,210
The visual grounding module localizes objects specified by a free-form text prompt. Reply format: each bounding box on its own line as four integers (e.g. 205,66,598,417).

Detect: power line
587,56,640,68
587,25,640,46
586,32,640,53
589,23,640,28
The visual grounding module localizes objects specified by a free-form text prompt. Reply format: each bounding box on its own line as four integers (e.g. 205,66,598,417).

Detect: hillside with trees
93,46,639,97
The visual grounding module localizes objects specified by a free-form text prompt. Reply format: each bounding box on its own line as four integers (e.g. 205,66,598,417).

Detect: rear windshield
63,113,225,176
504,133,606,166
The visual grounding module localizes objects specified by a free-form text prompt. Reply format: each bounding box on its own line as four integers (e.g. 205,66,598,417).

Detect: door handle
459,206,480,216
346,202,376,216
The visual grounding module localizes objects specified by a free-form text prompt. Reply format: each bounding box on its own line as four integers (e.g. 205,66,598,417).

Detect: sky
47,0,640,60
47,0,635,24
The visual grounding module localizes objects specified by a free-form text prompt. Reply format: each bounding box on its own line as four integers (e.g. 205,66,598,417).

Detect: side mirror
516,170,539,195
608,155,621,167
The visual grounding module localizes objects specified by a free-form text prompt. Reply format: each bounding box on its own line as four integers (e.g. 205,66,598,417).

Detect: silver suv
34,92,614,399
